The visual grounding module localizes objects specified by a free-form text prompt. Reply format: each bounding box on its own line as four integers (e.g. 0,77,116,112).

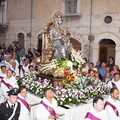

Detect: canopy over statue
49,10,72,59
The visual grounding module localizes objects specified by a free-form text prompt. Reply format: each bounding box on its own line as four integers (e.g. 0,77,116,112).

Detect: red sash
18,97,30,112
40,101,56,120
19,65,25,73
104,101,119,116
85,112,101,120
1,79,13,89
111,82,117,88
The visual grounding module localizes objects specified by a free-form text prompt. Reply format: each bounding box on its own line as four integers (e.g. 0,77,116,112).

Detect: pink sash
18,97,30,111
85,112,101,120
1,79,13,89
104,101,119,116
40,101,56,119
111,82,117,88
20,65,25,73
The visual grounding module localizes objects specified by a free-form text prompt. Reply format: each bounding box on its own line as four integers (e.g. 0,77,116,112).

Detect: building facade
0,0,120,65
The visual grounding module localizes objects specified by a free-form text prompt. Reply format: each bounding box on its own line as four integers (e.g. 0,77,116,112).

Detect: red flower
64,71,68,77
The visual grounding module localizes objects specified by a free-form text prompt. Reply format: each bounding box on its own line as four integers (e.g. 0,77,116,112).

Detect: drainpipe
30,0,33,49
88,0,94,61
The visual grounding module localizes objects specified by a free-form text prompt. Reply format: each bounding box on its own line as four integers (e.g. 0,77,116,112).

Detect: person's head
19,85,27,98
44,88,54,99
1,65,6,73
113,65,119,71
114,73,120,81
109,56,114,62
89,70,95,78
11,61,16,68
93,96,104,112
110,87,119,100
7,69,14,78
7,88,19,104
12,54,17,60
4,55,10,62
105,72,111,78
106,66,110,72
24,59,29,66
101,62,106,68
28,65,35,72
89,62,94,69
96,61,101,66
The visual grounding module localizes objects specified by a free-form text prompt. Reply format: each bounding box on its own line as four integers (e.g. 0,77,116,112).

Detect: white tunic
107,79,120,92
35,97,58,120
0,87,5,103
17,94,30,120
104,97,120,120
11,66,19,76
84,107,109,120
1,76,18,98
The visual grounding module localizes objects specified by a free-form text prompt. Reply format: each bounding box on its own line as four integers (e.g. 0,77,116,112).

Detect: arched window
17,33,24,49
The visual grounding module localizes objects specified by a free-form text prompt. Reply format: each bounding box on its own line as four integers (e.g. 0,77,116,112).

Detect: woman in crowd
111,65,119,78
104,72,112,83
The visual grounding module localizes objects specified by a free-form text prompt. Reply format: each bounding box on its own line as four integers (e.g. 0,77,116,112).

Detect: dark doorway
99,39,115,63
18,33,24,49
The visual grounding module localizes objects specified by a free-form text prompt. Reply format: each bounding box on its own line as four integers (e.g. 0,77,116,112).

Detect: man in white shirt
1,69,18,99
107,73,120,92
35,88,62,120
17,85,30,120
104,87,120,120
84,96,108,120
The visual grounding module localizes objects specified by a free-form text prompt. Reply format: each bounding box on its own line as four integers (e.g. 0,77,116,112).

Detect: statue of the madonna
50,10,72,59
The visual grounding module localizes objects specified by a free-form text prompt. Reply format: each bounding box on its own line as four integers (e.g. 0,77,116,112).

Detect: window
62,0,80,16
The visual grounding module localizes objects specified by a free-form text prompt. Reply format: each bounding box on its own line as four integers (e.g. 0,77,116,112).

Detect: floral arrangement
55,73,109,105
16,48,110,106
16,72,53,98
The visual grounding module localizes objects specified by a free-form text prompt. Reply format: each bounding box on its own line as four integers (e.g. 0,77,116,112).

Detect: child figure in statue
50,10,72,59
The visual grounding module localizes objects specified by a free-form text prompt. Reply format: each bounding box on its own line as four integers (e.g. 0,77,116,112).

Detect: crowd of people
83,56,120,89
0,43,120,120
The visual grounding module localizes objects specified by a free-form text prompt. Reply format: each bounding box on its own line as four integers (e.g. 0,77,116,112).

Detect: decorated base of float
17,48,109,106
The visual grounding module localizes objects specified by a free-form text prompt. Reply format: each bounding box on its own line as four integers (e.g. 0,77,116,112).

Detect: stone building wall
2,0,120,65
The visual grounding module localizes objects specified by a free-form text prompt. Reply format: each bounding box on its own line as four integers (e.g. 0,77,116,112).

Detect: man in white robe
107,73,120,92
20,59,29,77
1,69,18,99
104,87,120,120
0,65,7,78
17,85,30,120
84,96,108,120
35,88,65,120
10,61,19,76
